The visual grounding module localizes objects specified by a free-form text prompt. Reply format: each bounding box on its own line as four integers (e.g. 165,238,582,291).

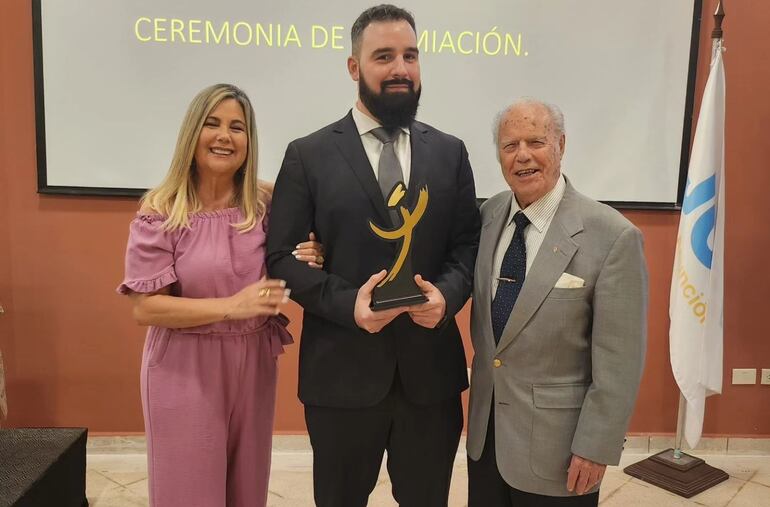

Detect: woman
118,83,322,506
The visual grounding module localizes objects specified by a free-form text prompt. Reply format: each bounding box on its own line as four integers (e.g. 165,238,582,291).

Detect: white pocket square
554,272,585,289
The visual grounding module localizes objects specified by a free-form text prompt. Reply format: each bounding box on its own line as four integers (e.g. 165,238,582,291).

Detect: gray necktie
370,127,405,203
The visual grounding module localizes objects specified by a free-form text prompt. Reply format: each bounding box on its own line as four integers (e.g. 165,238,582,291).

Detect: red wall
1,0,768,435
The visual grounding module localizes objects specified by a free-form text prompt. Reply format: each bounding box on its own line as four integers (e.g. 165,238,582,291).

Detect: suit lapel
332,111,390,225
477,196,512,347
407,122,429,198
495,185,584,353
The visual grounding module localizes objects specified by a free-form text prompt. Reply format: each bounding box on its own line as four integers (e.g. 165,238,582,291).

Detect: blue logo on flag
682,176,716,269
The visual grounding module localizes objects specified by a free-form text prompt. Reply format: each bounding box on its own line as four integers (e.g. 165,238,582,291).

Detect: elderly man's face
497,104,565,208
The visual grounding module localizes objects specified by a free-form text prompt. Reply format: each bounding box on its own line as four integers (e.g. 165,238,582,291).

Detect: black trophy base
624,448,729,498
370,255,427,311
371,292,427,311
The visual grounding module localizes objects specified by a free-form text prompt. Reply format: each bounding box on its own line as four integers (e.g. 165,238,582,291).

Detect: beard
358,74,421,129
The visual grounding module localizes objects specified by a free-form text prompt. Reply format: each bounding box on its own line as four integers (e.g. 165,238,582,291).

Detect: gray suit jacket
466,181,647,497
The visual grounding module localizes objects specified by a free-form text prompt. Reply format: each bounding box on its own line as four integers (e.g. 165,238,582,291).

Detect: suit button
493,359,502,368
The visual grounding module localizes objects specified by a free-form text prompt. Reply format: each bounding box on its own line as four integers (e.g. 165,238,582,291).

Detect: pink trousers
140,327,278,507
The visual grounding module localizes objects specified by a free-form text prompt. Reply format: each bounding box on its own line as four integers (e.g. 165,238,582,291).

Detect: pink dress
118,207,291,507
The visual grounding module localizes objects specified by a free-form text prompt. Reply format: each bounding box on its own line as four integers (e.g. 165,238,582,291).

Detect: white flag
669,39,725,450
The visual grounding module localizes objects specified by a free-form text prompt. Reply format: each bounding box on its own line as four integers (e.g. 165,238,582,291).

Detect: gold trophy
369,182,429,311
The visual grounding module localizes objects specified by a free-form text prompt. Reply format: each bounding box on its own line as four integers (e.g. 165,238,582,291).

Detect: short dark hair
351,4,416,56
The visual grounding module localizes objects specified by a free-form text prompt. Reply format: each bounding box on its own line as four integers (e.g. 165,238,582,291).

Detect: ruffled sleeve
117,214,179,295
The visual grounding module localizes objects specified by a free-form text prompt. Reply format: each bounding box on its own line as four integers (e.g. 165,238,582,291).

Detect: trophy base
371,292,427,312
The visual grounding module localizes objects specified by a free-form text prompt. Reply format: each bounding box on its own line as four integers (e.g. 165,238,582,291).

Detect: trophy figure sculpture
368,182,429,311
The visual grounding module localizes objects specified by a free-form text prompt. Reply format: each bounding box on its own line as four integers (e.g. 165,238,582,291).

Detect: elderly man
267,5,479,506
466,99,647,506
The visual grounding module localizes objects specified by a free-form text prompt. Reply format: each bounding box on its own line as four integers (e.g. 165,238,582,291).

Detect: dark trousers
468,407,599,507
304,374,463,507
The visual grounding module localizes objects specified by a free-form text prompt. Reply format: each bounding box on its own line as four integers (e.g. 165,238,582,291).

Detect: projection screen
33,0,701,207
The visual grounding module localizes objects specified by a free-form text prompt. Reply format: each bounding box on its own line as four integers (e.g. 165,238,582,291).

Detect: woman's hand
226,278,289,320
293,232,325,269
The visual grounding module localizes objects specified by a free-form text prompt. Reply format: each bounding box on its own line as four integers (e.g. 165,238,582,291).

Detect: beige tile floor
86,443,770,506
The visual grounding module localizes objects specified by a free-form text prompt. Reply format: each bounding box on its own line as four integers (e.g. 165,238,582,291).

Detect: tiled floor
86,441,770,506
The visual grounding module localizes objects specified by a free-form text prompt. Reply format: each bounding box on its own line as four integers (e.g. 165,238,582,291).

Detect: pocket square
554,272,585,289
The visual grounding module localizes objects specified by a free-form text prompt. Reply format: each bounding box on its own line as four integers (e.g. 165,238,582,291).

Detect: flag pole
712,0,725,39
672,0,725,464
624,1,729,496
673,394,686,459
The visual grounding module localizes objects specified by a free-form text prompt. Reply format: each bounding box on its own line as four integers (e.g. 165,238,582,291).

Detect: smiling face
193,98,248,180
497,103,565,208
348,19,421,127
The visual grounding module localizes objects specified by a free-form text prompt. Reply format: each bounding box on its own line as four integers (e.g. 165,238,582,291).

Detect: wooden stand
624,448,729,498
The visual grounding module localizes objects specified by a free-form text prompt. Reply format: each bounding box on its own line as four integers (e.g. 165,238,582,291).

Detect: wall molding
86,434,770,456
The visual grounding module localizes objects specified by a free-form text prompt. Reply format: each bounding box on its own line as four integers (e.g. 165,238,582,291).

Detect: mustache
381,79,415,90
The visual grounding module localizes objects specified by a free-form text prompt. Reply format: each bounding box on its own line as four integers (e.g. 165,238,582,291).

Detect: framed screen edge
32,0,703,211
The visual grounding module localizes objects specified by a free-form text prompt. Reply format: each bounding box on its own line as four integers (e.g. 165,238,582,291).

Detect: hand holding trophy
353,270,409,333
406,274,447,329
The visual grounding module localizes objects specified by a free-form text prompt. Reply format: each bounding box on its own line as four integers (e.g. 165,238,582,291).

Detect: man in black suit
266,5,480,507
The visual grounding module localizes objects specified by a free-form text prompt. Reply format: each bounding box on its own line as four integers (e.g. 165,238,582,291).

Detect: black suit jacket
267,111,480,408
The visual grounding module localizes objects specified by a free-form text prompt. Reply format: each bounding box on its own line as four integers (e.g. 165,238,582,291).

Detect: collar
351,103,411,138
507,174,566,233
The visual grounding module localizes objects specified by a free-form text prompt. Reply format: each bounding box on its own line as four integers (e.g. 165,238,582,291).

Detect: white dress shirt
351,104,411,187
491,175,566,297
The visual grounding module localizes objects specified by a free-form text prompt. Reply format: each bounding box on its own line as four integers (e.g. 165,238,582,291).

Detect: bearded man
267,5,480,506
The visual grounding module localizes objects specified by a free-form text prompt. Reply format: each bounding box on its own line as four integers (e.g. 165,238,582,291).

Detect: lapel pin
553,246,558,253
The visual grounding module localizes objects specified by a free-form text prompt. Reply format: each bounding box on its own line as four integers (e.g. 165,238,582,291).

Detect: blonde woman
118,84,323,507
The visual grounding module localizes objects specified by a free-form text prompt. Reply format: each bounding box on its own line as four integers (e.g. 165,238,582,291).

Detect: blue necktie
491,211,530,344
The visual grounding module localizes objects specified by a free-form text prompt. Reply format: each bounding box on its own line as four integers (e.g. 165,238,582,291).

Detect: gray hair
492,98,565,156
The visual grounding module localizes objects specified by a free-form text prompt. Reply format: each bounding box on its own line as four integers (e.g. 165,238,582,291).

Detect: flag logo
682,175,716,269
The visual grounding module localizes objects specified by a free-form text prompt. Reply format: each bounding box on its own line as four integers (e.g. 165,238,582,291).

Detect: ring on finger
258,288,271,297
316,255,324,264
